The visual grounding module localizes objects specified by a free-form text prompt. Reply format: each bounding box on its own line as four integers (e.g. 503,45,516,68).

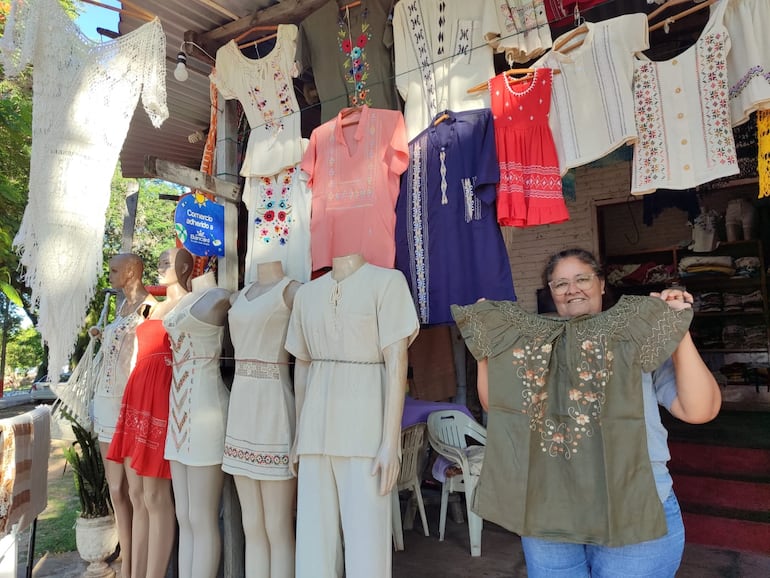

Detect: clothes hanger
648,0,718,33
239,32,279,50
647,0,695,23
79,0,154,22
340,106,364,127
339,1,363,10
433,111,450,126
466,67,560,94
232,24,279,45
551,3,588,53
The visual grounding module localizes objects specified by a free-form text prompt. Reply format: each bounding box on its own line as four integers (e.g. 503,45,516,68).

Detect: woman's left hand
650,288,694,311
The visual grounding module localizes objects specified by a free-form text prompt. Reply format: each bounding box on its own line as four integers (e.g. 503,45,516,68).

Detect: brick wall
504,161,759,312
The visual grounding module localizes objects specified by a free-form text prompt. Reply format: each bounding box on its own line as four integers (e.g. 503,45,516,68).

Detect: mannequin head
108,253,144,291
158,247,193,289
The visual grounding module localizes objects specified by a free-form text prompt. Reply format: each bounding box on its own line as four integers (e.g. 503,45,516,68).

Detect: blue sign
174,193,225,257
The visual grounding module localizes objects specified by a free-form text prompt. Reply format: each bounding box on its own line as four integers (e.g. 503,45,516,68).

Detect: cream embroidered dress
451,296,693,546
0,0,167,376
93,303,150,443
163,292,230,466
223,278,296,480
213,25,312,284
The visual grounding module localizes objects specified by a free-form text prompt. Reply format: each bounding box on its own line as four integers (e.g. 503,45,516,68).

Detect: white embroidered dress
0,0,167,376
212,24,304,177
631,0,738,195
213,25,312,284
393,0,498,140
535,14,648,175
723,0,770,126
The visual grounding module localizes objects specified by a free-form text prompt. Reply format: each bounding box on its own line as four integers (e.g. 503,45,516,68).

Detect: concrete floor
24,509,770,578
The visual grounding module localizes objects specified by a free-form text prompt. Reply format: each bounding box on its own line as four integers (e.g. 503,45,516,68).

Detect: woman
451,248,721,578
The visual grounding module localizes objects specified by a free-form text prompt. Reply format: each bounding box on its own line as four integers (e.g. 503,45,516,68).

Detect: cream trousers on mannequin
296,455,391,578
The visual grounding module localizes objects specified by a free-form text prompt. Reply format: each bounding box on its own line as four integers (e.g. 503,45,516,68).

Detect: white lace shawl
0,0,168,375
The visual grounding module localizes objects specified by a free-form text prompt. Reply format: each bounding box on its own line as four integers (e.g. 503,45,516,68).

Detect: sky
75,0,122,41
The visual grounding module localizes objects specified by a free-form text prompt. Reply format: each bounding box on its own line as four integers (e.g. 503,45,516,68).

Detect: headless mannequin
122,247,191,578
230,261,300,578
168,270,231,578
290,253,412,578
93,253,155,578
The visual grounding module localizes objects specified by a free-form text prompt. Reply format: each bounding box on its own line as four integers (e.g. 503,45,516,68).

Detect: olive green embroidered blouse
451,295,693,546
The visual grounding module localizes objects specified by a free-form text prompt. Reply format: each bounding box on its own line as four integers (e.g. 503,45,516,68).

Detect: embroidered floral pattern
246,56,293,137
223,444,290,467
698,31,734,169
632,62,668,187
338,7,372,107
253,167,295,246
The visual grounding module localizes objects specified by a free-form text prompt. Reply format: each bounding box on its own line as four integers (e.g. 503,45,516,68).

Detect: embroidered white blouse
631,0,738,195
211,25,304,177
393,0,498,140
485,0,552,64
535,14,649,175
723,0,770,126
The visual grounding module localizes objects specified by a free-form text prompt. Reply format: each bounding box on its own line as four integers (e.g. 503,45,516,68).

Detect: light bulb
174,51,189,82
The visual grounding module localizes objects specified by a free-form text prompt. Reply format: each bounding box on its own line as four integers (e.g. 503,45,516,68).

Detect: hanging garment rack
648,0,718,33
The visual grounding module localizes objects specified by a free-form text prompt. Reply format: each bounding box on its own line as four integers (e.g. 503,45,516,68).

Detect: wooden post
121,180,139,253
215,96,245,578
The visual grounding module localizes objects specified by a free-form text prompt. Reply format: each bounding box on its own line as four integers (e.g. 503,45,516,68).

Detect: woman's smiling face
548,256,605,318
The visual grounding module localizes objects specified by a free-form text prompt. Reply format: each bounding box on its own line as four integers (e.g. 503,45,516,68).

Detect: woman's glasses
548,273,597,295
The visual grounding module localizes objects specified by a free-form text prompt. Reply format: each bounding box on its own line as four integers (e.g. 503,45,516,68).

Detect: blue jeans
521,492,685,578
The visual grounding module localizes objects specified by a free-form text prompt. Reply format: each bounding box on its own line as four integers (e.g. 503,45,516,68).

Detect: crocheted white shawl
0,0,168,375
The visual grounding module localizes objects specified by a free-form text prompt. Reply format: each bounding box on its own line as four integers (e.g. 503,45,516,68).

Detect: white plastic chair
392,423,430,551
427,409,487,557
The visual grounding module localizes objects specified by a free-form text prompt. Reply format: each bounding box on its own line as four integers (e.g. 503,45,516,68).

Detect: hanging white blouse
631,0,738,196
393,0,498,140
0,0,167,378
485,0,552,64
211,25,305,177
535,14,649,175
723,0,770,126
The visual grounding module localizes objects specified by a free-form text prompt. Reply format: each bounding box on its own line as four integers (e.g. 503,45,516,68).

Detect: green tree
5,324,43,374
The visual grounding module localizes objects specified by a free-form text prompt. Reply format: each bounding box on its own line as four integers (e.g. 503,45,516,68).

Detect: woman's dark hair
542,248,605,286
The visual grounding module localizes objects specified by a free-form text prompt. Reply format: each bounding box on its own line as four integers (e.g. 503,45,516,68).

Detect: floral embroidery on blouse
254,167,295,246
246,57,293,137
698,31,734,169
633,62,668,187
338,7,372,107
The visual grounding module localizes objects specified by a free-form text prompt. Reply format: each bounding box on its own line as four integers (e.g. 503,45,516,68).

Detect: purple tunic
395,108,516,325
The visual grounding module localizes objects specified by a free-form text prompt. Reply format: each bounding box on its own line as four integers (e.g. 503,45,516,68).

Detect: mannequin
163,266,231,578
92,253,155,578
286,253,419,578
224,260,300,578
107,247,191,578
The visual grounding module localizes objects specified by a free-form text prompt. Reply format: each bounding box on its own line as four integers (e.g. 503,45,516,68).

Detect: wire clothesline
182,0,707,142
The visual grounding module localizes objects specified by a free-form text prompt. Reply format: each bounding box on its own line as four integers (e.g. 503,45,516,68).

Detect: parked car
31,373,69,402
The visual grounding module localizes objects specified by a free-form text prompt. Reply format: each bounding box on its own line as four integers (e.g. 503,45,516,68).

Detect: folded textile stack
722,324,767,349
734,256,761,277
605,262,676,287
678,255,736,277
690,324,723,349
694,291,722,312
723,290,763,312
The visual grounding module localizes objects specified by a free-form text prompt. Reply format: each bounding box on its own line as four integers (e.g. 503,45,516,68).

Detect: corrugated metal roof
117,0,276,177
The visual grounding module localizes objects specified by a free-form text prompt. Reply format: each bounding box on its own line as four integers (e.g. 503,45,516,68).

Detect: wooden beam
200,0,328,46
189,0,239,20
143,156,241,204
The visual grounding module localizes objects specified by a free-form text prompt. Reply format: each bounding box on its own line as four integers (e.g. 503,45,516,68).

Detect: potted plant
63,420,118,578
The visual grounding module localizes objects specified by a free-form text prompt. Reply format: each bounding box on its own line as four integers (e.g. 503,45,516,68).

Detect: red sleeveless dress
107,319,172,479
